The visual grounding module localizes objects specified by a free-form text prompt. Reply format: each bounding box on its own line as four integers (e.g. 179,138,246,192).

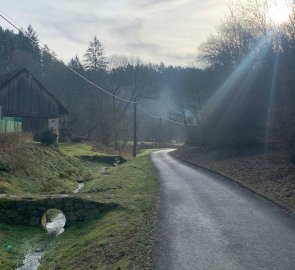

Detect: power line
141,108,161,119
162,116,198,126
140,107,198,126
161,116,185,125
0,13,136,104
0,11,198,127
0,9,24,30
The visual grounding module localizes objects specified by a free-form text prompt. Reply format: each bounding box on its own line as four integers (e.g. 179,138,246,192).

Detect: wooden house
0,67,68,137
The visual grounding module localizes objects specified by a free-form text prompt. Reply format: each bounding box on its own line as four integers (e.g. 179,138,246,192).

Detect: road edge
171,151,295,215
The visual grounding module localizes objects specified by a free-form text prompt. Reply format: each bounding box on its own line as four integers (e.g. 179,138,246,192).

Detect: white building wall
48,118,59,141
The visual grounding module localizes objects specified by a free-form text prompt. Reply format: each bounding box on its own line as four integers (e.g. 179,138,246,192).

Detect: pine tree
18,25,41,60
83,36,108,71
69,55,84,71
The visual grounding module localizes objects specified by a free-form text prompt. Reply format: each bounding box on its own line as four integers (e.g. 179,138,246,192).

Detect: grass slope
59,142,102,157
0,142,158,270
39,151,157,270
0,224,46,270
0,143,101,194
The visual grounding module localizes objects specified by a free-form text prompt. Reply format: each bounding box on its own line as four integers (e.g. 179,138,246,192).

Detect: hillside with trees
0,0,294,207
1,1,295,269
0,26,214,153
177,0,295,210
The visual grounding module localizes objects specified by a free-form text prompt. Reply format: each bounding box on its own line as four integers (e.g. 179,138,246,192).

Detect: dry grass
0,133,33,171
92,142,134,157
0,132,32,149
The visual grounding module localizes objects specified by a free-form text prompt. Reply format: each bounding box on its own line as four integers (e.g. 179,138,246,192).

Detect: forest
0,25,213,152
1,1,295,269
0,0,294,162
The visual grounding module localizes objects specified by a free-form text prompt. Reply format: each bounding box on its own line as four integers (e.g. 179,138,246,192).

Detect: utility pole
133,102,137,157
158,116,162,149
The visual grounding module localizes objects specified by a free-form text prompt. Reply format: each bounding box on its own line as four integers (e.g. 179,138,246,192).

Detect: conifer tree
83,36,108,71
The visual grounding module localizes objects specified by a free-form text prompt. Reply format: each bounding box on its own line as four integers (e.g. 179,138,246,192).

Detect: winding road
151,150,295,270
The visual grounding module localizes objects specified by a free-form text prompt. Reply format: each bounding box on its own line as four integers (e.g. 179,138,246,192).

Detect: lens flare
267,0,293,24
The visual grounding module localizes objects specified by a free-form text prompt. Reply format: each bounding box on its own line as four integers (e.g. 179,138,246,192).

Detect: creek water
16,212,66,270
16,251,44,270
45,213,66,235
73,182,85,193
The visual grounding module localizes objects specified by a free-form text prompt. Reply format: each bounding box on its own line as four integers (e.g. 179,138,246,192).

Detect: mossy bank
0,141,158,270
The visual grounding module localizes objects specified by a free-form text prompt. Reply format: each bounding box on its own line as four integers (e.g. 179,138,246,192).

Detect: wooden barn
0,67,68,138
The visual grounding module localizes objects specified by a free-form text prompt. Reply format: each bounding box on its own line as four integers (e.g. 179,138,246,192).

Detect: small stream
16,213,66,270
45,213,66,235
73,182,85,193
15,181,84,269
16,251,44,270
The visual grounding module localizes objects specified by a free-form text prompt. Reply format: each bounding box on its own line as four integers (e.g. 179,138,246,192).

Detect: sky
0,0,229,66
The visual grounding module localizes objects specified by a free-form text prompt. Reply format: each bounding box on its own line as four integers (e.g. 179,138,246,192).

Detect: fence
0,117,22,133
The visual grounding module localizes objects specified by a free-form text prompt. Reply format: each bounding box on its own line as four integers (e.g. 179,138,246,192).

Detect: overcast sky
0,0,228,66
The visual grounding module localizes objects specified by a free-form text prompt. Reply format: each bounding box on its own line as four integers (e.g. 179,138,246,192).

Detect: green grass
59,142,102,157
137,149,159,157
0,143,158,270
38,151,158,270
0,224,47,270
0,143,92,194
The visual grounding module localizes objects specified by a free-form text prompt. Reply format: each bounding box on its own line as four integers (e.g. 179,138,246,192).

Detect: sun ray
267,0,293,24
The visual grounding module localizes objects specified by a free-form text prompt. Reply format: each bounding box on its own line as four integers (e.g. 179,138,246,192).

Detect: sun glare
267,0,293,24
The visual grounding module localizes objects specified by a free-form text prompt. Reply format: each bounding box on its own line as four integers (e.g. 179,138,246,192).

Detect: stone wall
0,197,118,226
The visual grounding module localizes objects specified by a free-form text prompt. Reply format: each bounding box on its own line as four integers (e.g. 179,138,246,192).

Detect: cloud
129,0,192,9
0,0,229,66
125,42,160,53
130,0,175,7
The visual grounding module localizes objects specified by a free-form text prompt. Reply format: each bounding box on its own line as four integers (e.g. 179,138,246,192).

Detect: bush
40,129,58,145
0,160,10,172
289,141,295,165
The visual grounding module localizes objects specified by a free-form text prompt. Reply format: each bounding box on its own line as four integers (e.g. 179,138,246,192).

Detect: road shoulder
172,148,295,215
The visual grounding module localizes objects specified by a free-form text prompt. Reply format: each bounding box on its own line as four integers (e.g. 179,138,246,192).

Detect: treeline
1,0,294,160
0,25,216,151
186,0,295,163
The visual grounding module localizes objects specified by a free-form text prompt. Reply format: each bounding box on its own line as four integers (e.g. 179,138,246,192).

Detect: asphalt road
151,150,295,270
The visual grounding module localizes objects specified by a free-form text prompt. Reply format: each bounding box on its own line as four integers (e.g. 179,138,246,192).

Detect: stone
0,196,119,226
67,213,78,222
30,217,40,225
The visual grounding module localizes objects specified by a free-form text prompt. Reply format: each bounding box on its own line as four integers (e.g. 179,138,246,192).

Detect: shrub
40,129,58,146
289,141,295,165
0,160,10,172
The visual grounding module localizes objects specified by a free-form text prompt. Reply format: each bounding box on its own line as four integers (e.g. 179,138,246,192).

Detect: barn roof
0,67,68,115
0,67,24,88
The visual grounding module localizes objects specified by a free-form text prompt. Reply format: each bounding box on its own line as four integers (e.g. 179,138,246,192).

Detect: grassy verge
0,142,110,194
59,142,103,157
0,224,47,270
0,141,158,270
38,151,158,269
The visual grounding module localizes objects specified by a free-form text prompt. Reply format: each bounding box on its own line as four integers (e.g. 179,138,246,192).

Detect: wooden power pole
158,116,162,148
133,102,137,157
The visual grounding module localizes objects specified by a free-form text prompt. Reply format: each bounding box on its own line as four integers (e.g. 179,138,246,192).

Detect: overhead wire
140,107,198,126
0,13,136,104
0,9,24,30
140,108,161,119
0,11,199,127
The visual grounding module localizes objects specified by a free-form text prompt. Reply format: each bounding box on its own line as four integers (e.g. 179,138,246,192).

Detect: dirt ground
175,145,295,211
